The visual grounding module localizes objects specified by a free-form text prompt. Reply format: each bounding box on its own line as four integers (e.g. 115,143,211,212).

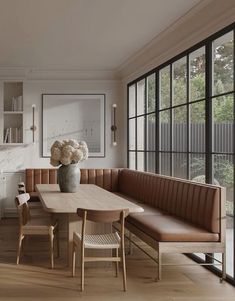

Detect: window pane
173,153,187,179
213,94,234,153
160,66,170,109
137,116,145,150
190,47,205,101
137,80,145,115
160,153,171,176
213,154,234,277
190,154,205,182
160,110,170,151
128,118,136,150
147,113,155,151
213,31,234,96
137,152,144,171
147,152,155,173
173,106,187,152
147,74,155,113
173,57,187,105
128,85,136,118
190,101,205,152
129,152,136,170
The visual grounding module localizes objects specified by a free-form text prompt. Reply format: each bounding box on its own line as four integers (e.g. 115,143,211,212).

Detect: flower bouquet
50,139,88,192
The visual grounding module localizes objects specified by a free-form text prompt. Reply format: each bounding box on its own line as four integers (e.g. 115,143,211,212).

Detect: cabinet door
0,172,25,218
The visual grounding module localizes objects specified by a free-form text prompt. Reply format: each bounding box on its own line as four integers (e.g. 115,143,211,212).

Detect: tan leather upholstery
25,168,222,243
26,169,57,193
80,168,120,192
118,169,220,234
26,169,57,202
127,214,219,242
25,168,120,199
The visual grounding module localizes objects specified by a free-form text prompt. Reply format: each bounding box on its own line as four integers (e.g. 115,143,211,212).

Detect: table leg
67,213,81,267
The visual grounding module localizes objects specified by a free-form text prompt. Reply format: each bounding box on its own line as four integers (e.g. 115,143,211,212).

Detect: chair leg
121,245,127,291
16,233,24,265
81,245,85,291
128,231,133,255
72,242,76,277
156,251,162,281
115,248,119,277
56,228,60,258
49,228,54,269
220,252,226,283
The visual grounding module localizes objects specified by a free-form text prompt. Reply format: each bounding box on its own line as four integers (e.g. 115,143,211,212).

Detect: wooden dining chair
72,208,129,292
15,193,59,268
18,182,42,209
18,182,50,218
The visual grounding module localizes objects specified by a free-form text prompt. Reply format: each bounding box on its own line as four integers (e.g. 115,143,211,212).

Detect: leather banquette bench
25,168,226,280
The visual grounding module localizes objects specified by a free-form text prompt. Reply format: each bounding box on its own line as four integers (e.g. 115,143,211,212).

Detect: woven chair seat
74,232,120,249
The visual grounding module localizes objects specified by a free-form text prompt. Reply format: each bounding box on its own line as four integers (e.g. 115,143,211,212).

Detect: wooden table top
36,184,144,214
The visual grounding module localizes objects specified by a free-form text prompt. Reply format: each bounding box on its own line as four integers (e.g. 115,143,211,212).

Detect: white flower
72,149,84,162
50,139,89,167
51,140,63,150
51,147,61,161
79,145,89,160
68,139,80,148
79,141,87,147
62,145,73,158
50,158,60,167
60,156,71,165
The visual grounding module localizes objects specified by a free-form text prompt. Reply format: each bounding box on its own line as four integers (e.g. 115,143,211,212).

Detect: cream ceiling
0,0,202,72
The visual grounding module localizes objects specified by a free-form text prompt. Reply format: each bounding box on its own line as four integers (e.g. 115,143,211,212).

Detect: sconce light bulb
113,141,117,146
112,103,117,108
32,104,36,108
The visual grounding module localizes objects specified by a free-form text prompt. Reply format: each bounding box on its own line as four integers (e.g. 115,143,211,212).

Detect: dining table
36,184,144,266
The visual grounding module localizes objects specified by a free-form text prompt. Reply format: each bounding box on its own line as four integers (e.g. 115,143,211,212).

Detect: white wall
0,80,124,172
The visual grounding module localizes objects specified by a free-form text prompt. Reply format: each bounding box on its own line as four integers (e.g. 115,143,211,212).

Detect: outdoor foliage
133,32,234,214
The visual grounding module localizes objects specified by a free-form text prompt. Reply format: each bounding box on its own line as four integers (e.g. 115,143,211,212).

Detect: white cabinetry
0,171,25,218
0,81,24,145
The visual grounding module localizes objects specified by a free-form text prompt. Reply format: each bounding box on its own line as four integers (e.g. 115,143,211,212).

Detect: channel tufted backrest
26,168,121,193
118,169,222,234
80,169,120,192
26,169,58,193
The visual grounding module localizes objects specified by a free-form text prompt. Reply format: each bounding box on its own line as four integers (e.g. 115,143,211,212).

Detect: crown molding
118,0,235,82
0,67,26,80
0,67,120,81
26,69,120,81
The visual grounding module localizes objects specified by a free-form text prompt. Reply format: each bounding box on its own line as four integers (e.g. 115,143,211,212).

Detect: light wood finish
1,218,235,300
36,184,144,213
15,193,59,268
116,185,226,282
72,209,128,291
36,184,143,267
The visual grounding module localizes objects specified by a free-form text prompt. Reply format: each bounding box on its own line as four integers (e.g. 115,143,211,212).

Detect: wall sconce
111,104,117,146
30,104,37,143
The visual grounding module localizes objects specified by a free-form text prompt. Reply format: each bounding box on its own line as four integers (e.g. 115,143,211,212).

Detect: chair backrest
18,182,26,194
77,208,129,223
77,208,129,243
15,193,31,226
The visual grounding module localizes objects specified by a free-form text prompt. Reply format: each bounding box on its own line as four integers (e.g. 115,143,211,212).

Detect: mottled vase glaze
58,164,80,192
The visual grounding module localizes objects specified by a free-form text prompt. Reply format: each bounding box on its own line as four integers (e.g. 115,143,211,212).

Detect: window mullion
187,54,190,180
156,71,160,174
205,42,213,184
170,64,173,176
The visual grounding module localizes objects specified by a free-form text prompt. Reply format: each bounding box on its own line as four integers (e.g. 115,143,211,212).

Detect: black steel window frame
127,22,235,286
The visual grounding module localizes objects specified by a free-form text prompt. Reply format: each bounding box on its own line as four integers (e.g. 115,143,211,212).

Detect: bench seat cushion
127,214,219,242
